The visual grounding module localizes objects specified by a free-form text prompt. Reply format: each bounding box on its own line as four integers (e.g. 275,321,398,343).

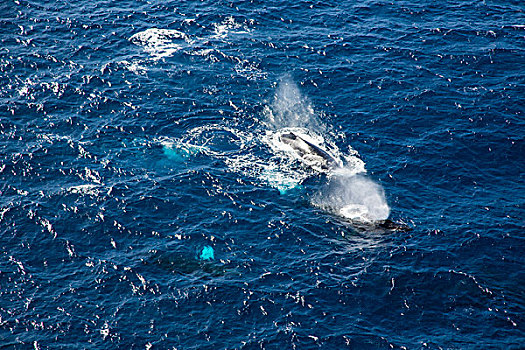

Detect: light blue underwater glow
199,246,215,261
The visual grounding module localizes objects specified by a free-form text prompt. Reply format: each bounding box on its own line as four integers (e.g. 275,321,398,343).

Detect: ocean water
1,0,524,348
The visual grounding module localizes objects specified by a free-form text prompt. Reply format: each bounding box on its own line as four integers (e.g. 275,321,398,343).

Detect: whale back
278,132,338,171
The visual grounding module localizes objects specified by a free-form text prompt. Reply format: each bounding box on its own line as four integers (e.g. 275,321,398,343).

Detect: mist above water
264,76,325,133
313,173,390,223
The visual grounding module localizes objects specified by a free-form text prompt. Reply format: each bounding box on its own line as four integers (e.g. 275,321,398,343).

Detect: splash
312,173,390,223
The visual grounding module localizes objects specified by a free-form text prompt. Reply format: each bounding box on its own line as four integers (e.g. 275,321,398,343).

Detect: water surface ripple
1,0,524,348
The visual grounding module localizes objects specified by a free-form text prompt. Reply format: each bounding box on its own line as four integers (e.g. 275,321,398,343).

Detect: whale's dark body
278,132,338,171
352,219,413,233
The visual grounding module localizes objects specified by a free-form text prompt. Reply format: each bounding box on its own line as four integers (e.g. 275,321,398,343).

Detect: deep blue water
1,0,524,348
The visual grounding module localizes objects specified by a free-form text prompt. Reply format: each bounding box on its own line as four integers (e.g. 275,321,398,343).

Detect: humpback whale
278,131,339,171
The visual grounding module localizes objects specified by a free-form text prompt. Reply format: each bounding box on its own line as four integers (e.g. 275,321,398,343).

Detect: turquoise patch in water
163,145,184,161
278,184,303,195
262,169,302,194
163,143,205,161
199,246,214,261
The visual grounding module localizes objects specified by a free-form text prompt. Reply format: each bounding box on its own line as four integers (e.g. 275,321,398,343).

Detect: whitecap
68,184,100,196
129,28,193,60
212,16,251,39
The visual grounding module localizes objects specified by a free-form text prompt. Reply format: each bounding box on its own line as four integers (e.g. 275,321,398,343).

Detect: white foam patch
68,184,100,196
119,60,148,75
126,23,263,81
130,28,193,60
262,168,302,194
